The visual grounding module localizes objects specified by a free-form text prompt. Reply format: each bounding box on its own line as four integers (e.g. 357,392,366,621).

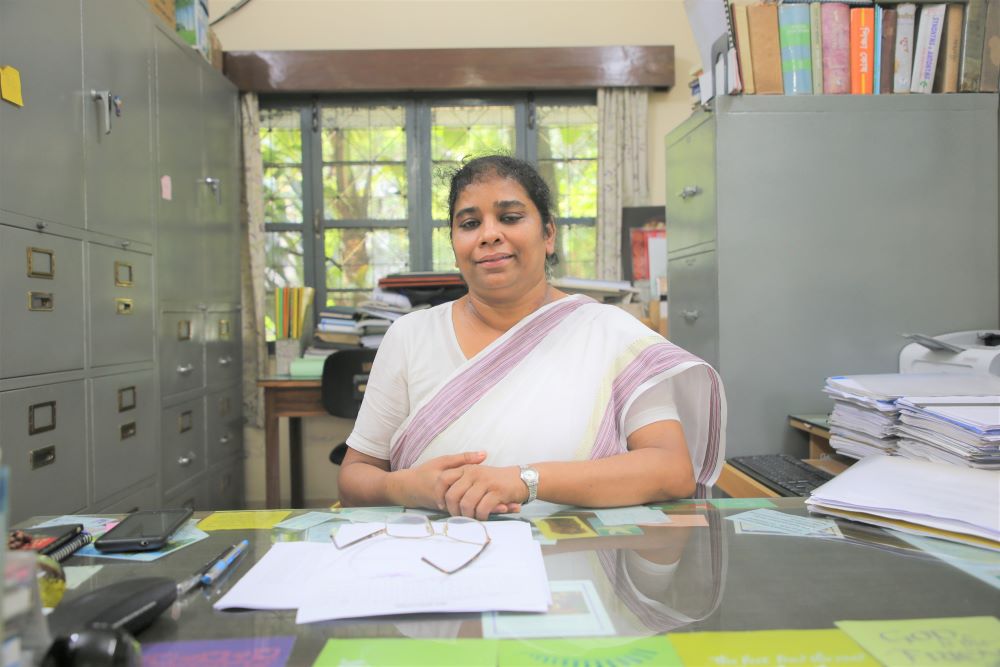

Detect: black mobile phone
93,508,193,553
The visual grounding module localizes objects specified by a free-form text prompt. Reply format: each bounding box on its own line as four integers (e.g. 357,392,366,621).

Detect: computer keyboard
727,454,834,497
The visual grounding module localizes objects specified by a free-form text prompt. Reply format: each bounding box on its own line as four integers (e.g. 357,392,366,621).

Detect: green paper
312,638,497,666
709,498,777,509
498,637,681,666
651,500,709,511
836,617,1000,667
669,629,879,666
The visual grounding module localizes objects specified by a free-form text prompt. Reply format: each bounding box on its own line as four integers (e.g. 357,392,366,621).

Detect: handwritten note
197,510,290,531
836,617,1000,667
669,629,879,666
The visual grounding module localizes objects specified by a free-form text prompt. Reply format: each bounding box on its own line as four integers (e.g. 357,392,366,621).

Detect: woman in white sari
339,156,725,519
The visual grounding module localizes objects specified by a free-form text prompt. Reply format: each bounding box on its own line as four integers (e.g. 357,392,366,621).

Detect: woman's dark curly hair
446,154,555,235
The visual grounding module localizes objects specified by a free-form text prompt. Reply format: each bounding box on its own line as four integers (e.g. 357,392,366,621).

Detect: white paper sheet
215,521,551,624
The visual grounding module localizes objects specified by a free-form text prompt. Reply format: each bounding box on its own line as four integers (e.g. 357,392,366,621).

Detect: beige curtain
596,88,650,281
240,93,267,428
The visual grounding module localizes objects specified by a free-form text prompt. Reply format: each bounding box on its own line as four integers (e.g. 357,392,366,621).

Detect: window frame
260,91,597,313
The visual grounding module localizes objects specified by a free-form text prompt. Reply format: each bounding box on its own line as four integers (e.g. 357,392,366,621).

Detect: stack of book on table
894,396,1000,469
725,0,1000,96
806,454,1000,551
824,372,1000,461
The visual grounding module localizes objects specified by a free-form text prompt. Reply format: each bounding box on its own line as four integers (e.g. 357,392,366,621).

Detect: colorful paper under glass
668,629,879,666
836,617,1000,667
197,510,291,531
312,639,496,667
498,637,681,666
143,636,295,667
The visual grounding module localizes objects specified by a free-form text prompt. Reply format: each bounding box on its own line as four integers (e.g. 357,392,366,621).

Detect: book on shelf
959,0,989,90
981,0,1000,90
732,3,756,94
894,3,918,91
748,2,785,93
823,2,852,93
851,7,876,93
879,7,899,92
874,5,884,93
779,3,815,93
933,3,964,91
910,3,946,92
810,3,826,92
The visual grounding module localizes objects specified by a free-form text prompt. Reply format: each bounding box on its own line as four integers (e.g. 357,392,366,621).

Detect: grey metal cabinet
161,396,206,494
205,310,241,388
1,381,88,523
88,243,154,367
666,95,1000,457
160,310,205,397
0,1,84,228
82,0,155,244
209,459,244,510
201,75,241,304
0,226,86,378
206,386,242,465
90,370,157,504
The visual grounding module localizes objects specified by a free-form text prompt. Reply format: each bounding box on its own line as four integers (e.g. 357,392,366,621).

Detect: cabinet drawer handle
28,291,54,311
176,363,194,376
218,356,232,367
219,434,231,445
218,319,231,340
682,309,701,322
177,451,196,467
678,185,702,200
114,261,134,287
115,298,134,315
120,422,137,440
178,410,193,433
27,247,55,278
29,400,57,435
30,445,56,470
118,386,137,412
177,320,192,341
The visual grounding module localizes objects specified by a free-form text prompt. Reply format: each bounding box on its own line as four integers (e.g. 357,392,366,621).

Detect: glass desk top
25,499,999,664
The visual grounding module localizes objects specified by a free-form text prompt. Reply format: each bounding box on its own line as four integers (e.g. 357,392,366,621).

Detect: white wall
209,0,702,505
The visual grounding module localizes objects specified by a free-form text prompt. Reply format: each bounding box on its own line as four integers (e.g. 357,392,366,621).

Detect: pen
177,544,233,596
200,539,250,587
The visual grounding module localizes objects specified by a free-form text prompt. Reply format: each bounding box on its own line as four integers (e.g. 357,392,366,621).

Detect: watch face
522,468,539,484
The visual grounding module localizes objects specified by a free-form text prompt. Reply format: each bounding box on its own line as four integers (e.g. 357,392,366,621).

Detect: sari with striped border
388,294,726,488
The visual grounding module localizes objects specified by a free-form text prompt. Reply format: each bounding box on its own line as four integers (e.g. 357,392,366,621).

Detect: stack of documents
214,521,550,624
806,455,1000,552
894,396,1000,470
823,373,1000,460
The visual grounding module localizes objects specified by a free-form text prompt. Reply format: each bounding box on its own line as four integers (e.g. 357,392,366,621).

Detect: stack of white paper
807,455,1000,551
823,373,1000,460
214,521,551,624
895,396,1000,470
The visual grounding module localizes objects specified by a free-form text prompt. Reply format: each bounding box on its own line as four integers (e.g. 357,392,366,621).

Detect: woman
338,155,725,519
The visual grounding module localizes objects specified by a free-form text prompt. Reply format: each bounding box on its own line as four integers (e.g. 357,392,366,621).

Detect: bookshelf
665,94,999,457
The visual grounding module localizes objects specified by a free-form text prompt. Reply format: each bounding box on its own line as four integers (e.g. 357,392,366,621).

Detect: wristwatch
518,465,539,504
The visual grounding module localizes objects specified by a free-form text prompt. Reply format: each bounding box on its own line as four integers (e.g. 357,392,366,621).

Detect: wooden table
788,413,833,457
258,376,325,509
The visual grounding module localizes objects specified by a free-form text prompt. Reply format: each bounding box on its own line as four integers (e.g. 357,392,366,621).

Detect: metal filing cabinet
0,226,86,378
209,459,244,510
0,381,88,523
205,310,241,389
666,95,1000,457
206,386,242,465
90,370,156,504
160,310,205,398
88,243,154,367
161,396,206,494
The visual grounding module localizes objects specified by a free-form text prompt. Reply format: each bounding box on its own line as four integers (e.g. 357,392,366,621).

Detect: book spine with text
894,3,917,91
822,3,852,93
850,7,876,94
873,6,883,94
880,8,898,93
811,3,825,93
779,3,814,93
960,0,989,91
748,2,785,94
980,0,1000,91
732,3,756,94
935,3,965,92
910,3,947,93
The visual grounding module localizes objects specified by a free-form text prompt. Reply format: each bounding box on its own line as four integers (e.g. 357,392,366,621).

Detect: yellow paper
0,66,24,106
197,510,291,531
669,629,879,667
533,516,598,540
836,617,1000,667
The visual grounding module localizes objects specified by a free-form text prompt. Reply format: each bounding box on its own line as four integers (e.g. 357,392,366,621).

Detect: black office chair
322,348,378,465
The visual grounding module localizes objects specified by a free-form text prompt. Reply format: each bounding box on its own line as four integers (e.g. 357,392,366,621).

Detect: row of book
729,1,1000,96
824,373,1000,469
274,286,314,340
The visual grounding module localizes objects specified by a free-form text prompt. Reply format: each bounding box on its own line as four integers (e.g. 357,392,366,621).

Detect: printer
899,330,1000,377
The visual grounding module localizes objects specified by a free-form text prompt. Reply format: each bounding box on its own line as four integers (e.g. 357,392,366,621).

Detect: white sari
386,294,726,493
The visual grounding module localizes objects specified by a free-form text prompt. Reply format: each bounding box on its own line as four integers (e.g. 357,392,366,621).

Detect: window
260,94,598,339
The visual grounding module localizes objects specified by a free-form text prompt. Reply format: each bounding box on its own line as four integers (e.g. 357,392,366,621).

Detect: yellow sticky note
0,66,24,106
837,617,1000,667
197,510,291,531
669,629,880,667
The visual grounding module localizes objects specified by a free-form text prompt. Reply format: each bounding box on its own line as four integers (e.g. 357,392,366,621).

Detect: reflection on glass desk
26,499,999,664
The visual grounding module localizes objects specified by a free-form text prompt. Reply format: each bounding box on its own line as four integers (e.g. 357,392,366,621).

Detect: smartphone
93,508,193,553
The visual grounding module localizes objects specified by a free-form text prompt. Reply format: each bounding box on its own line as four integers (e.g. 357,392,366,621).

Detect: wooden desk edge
258,377,322,388
717,463,781,498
